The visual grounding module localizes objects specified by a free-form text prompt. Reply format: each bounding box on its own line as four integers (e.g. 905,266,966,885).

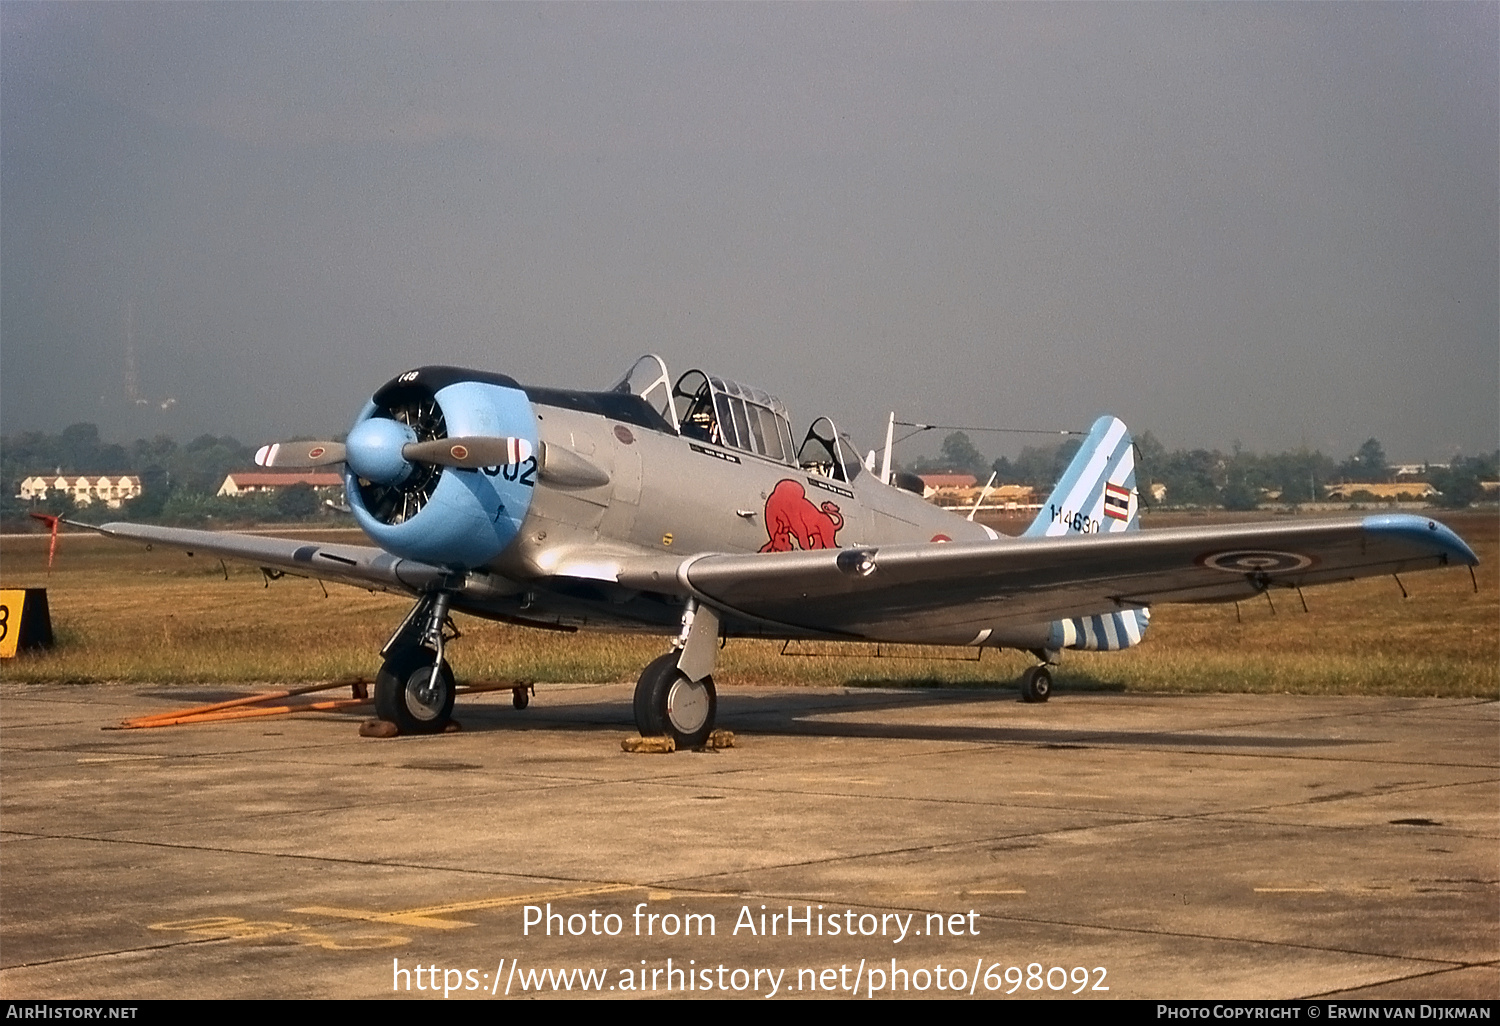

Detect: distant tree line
3,422,1496,527
0,423,336,526
901,430,1497,511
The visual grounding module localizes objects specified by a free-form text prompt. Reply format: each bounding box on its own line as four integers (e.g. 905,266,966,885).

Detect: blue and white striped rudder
1025,415,1138,538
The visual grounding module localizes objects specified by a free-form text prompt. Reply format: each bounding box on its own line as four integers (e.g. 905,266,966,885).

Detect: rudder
1025,415,1138,537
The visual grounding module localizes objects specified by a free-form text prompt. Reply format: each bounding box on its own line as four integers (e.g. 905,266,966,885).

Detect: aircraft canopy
613,354,796,465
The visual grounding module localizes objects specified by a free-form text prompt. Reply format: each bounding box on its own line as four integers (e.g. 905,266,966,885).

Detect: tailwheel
512,685,531,710
375,645,456,734
633,652,717,749
1019,665,1052,703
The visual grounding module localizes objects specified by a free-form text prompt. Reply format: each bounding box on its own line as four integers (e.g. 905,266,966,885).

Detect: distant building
17,475,142,509
218,471,344,497
1323,482,1437,501
916,473,978,490
987,484,1038,511
1392,463,1446,478
916,473,978,499
925,477,1039,511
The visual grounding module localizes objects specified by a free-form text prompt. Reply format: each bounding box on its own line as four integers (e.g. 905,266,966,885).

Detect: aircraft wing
636,514,1478,641
86,522,459,596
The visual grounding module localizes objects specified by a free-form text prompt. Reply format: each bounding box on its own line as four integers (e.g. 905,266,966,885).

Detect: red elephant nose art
759,479,844,552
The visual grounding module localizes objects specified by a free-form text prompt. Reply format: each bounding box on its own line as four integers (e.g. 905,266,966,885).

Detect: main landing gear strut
375,591,459,734
633,598,720,748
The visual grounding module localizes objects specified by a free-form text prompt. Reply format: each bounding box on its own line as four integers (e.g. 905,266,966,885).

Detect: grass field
1,512,1495,697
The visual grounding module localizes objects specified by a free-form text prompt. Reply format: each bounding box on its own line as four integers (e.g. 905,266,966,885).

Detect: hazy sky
3,2,1496,464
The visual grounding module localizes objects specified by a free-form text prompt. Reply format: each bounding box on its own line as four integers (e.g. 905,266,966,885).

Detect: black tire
512,686,530,710
633,652,717,748
632,653,677,736
1019,665,1052,703
375,647,455,734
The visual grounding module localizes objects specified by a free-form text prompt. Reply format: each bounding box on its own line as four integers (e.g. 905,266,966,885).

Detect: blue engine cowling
345,367,539,570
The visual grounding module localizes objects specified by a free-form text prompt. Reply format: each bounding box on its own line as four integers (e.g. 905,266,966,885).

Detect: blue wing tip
1362,513,1479,566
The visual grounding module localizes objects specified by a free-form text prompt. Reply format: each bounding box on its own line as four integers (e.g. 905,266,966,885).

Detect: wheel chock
701,729,736,750
360,719,400,738
622,735,676,754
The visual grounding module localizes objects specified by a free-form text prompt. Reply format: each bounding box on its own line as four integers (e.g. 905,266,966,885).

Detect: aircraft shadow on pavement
442,686,1370,752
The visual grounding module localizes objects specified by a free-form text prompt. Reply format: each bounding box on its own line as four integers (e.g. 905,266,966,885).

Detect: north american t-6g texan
89,355,1478,745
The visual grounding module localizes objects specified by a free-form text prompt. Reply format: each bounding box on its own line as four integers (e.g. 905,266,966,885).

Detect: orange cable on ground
113,678,531,729
119,679,369,727
121,696,372,728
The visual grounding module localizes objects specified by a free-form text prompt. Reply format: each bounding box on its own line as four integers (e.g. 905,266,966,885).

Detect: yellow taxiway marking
296,883,637,930
631,890,741,900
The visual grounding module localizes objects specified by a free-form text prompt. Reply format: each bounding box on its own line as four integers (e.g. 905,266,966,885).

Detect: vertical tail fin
1025,415,1138,537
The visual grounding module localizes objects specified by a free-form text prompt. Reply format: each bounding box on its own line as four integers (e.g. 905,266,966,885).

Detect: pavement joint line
0,830,696,882
0,934,253,973
574,770,1500,827
1305,962,1500,999
1005,745,1499,770
1202,815,1500,840
644,820,1164,879
1187,697,1500,729
14,812,1320,899
889,908,1478,970
726,729,1498,768
1182,784,1500,825
7,770,1492,841
1240,774,1500,816
653,808,1497,879
22,774,1496,858
632,782,1167,816
18,823,1136,876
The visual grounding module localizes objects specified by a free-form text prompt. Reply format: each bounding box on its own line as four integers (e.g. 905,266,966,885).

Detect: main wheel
1019,665,1052,703
633,652,717,749
375,646,455,734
